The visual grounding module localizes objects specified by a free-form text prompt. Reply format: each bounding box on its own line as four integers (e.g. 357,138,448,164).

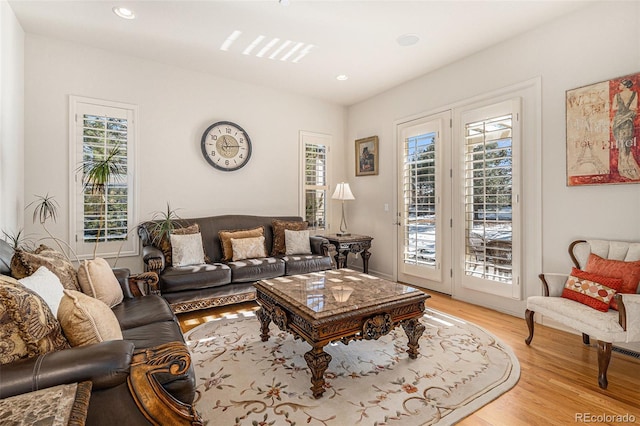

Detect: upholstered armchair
525,239,640,389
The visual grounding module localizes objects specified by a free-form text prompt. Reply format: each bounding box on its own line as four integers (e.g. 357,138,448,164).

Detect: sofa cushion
0,275,70,364
281,254,333,276
561,268,622,312
526,295,626,343
10,246,80,292
170,232,206,267
160,263,231,293
231,236,267,261
77,258,124,308
153,223,203,267
228,257,285,283
285,229,311,255
219,227,265,261
18,266,65,317
272,220,308,256
585,253,640,310
58,290,123,347
111,295,176,330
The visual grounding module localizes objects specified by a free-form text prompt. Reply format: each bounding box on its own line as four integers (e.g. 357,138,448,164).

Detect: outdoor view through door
464,114,513,284
403,132,437,268
398,111,450,293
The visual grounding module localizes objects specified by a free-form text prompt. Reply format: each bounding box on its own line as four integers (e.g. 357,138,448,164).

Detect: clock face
201,121,252,171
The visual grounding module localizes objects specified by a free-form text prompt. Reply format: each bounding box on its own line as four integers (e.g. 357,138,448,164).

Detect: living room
1,0,640,424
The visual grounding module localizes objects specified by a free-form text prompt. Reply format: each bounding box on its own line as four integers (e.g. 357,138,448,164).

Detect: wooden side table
324,234,373,273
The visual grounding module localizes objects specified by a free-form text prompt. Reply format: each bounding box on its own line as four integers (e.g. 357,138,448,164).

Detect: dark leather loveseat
138,215,334,313
0,240,201,425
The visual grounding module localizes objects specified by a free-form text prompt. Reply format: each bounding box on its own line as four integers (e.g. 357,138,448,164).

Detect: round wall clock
200,121,252,171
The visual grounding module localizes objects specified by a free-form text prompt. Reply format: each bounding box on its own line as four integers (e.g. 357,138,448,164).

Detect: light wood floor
178,292,640,425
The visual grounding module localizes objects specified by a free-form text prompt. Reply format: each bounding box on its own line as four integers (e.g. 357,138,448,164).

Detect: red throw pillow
585,253,640,310
561,268,623,312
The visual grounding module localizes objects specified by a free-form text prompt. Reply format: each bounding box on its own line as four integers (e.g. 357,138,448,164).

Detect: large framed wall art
566,72,640,186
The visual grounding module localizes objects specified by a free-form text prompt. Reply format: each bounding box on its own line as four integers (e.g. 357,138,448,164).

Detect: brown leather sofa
138,215,334,313
0,240,201,425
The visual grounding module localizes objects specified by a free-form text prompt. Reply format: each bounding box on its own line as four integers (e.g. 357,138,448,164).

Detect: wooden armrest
128,342,203,426
129,271,160,296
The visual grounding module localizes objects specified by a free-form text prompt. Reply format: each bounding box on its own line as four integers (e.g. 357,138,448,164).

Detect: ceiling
9,0,592,106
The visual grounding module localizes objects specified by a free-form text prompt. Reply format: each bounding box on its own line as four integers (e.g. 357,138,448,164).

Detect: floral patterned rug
184,308,519,426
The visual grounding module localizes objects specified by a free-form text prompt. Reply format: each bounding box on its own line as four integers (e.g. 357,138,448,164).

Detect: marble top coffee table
254,269,430,398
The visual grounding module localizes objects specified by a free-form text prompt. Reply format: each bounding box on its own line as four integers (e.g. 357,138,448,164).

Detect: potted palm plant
78,143,126,259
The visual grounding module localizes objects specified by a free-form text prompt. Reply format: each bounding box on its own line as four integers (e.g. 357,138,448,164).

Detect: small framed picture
355,136,379,176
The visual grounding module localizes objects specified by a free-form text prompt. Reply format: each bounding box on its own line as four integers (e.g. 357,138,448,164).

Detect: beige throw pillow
231,236,267,261
77,258,124,308
170,232,206,266
219,227,265,261
271,220,308,256
285,229,312,255
57,290,123,347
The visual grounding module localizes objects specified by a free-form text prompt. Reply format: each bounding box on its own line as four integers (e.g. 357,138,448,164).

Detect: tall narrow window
464,114,513,283
403,132,437,267
70,96,137,259
300,132,330,230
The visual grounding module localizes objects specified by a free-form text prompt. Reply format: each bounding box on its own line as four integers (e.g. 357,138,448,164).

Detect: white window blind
304,142,327,229
70,96,137,259
81,114,129,243
464,114,513,282
403,132,437,266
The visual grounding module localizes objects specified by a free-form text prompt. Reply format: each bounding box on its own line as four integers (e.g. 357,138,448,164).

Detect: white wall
346,1,640,315
23,35,346,272
0,1,24,237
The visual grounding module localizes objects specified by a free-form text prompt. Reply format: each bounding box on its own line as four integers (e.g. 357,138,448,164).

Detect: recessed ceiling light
336,74,348,81
396,33,420,47
113,7,135,20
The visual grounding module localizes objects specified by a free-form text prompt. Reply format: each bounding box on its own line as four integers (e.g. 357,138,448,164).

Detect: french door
397,111,452,294
396,99,522,300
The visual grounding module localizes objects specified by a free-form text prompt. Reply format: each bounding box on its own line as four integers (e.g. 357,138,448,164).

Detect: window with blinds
403,132,437,266
81,114,129,243
70,96,137,259
464,114,513,282
304,142,328,229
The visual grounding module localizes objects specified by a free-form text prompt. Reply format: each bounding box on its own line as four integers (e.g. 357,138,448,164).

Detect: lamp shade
331,182,355,201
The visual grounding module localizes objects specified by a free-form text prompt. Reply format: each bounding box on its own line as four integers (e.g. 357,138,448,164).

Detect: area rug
184,308,520,426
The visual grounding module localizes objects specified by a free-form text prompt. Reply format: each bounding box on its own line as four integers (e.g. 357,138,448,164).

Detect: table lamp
332,182,355,236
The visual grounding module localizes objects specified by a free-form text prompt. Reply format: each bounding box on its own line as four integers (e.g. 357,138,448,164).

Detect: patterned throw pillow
0,275,69,365
57,290,123,347
271,220,308,256
561,268,623,312
285,229,311,255
77,257,124,308
10,246,80,291
231,236,267,261
170,232,206,267
219,227,265,261
585,253,640,310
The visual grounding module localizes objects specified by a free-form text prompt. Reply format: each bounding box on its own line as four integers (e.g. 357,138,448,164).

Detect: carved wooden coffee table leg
256,308,271,342
303,345,332,398
401,318,426,359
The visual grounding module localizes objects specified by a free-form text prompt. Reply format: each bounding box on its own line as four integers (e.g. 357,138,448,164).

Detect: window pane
403,133,437,267
304,142,328,230
82,113,129,244
464,114,513,282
